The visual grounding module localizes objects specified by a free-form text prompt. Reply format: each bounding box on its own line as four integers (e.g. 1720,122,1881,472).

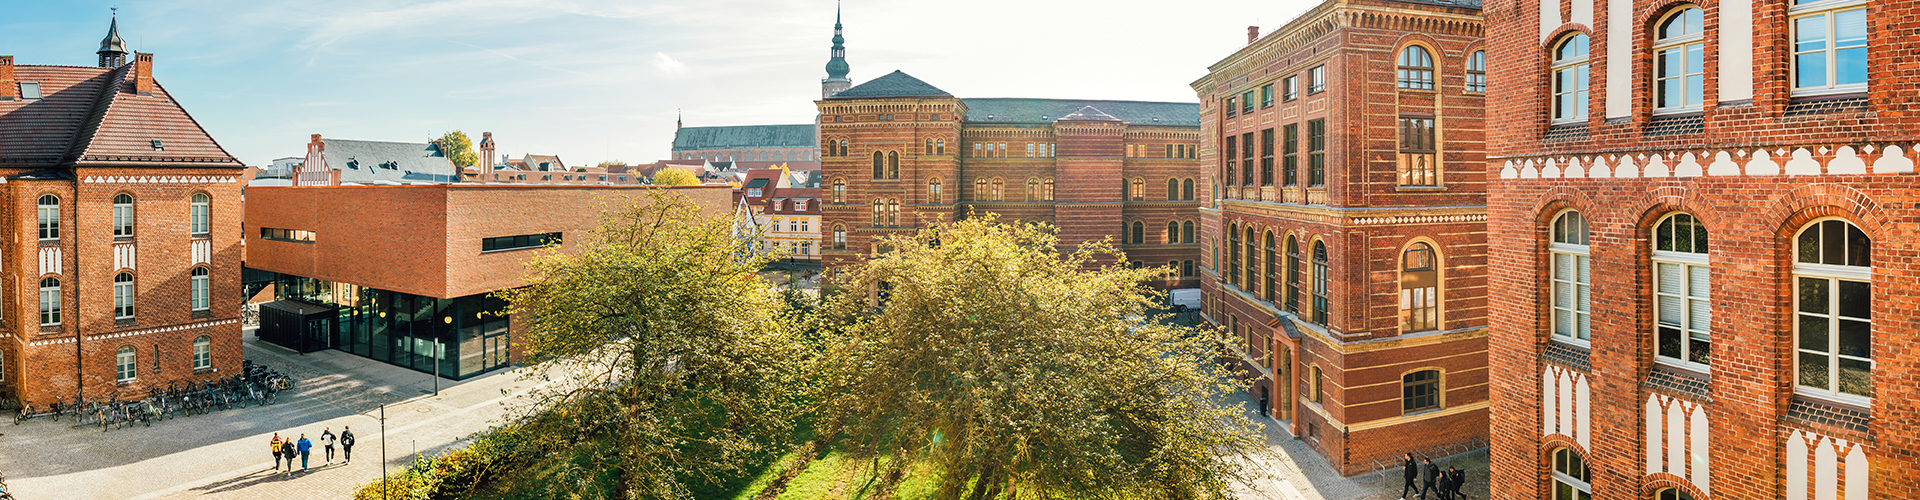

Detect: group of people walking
268,426,354,476
1401,453,1468,500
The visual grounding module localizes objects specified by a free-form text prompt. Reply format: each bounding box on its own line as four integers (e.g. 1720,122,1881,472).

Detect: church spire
98,10,129,68
821,1,851,99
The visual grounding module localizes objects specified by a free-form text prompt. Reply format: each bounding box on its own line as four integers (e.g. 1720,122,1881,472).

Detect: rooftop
0,63,239,169
672,124,817,150
962,98,1200,127
826,70,952,99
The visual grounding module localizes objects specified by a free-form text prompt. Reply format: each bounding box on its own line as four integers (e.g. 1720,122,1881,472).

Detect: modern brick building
0,20,246,407
1482,0,1920,494
243,184,730,379
1192,0,1488,475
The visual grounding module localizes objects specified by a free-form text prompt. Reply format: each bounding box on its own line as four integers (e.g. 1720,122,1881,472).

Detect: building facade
1193,0,1488,475
0,23,246,407
1484,0,1920,495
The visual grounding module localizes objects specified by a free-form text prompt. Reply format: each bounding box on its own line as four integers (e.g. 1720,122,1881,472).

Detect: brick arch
1541,436,1591,467
1626,186,1722,238
1764,183,1892,241
1543,24,1594,53
1529,185,1599,226
1639,472,1707,500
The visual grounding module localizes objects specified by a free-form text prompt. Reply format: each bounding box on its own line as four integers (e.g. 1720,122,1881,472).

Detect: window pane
1800,352,1830,389
1796,53,1828,89
1578,254,1590,283
1838,319,1870,358
1838,357,1873,398
1838,280,1869,319
1688,337,1711,365
1658,295,1683,327
1657,263,1683,294
1823,221,1846,265
1659,326,1683,359
1798,228,1821,263
1799,277,1829,314
1689,297,1710,333
1796,16,1829,52
1688,265,1709,298
1799,314,1830,351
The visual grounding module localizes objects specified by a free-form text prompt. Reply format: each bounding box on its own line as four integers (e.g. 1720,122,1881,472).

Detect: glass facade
272,275,512,379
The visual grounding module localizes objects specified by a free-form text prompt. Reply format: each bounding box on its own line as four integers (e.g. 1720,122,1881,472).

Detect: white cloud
653,52,687,74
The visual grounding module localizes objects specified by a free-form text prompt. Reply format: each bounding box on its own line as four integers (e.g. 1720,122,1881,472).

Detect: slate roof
672,124,817,150
1059,105,1122,122
1390,0,1482,9
961,98,1200,127
826,70,952,99
0,64,239,169
318,138,459,184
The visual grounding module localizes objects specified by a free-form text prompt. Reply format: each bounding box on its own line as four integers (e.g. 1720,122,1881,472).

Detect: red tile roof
0,63,238,168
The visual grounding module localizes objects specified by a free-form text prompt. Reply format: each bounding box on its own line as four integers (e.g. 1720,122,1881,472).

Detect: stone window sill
1395,186,1446,192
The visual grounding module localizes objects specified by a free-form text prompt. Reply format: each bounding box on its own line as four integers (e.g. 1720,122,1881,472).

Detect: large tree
497,190,812,499
651,168,699,186
818,217,1270,499
437,130,480,168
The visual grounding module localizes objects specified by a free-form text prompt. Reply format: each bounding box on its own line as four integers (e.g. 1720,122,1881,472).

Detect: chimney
1248,26,1260,44
133,52,154,95
0,56,14,101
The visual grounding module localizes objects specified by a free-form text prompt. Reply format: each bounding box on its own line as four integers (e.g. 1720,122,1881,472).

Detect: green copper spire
825,2,849,80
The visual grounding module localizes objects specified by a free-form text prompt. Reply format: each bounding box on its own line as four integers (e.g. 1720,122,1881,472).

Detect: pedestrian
1450,467,1466,499
281,436,298,476
340,426,355,464
1438,464,1454,500
1400,452,1419,500
320,427,337,464
269,433,284,471
297,434,313,471
1420,458,1439,500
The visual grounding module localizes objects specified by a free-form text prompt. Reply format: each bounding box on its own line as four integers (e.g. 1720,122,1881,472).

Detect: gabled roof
319,139,459,184
672,124,817,150
826,70,951,99
0,64,238,169
961,98,1200,127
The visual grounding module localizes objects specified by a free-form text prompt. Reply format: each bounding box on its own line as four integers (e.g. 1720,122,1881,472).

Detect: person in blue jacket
297,434,313,471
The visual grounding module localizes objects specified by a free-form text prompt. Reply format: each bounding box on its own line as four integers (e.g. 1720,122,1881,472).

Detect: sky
0,0,1319,167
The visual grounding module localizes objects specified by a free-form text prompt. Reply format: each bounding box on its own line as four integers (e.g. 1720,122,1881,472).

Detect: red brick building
816,71,1204,287
1192,0,1488,475
0,21,246,407
1484,0,1920,493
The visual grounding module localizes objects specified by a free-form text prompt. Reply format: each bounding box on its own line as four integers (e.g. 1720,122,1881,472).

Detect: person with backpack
319,427,337,464
1449,467,1466,499
1437,465,1455,500
281,436,298,476
296,434,313,471
1420,458,1439,500
1400,453,1419,500
340,426,355,464
269,433,285,471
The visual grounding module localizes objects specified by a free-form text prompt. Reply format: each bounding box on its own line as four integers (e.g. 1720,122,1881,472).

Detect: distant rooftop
826,70,952,99
962,98,1200,127
672,124,817,150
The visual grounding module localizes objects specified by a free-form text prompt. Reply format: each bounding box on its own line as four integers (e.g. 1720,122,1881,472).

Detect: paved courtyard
0,329,533,500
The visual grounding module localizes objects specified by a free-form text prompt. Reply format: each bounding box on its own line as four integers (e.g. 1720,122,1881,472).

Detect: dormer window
19,82,40,100
151,139,164,151
797,200,808,211
774,200,785,211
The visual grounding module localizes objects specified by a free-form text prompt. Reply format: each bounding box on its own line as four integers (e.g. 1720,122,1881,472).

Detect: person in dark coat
1449,467,1466,499
281,437,298,476
1401,453,1420,499
341,426,355,464
1420,458,1439,499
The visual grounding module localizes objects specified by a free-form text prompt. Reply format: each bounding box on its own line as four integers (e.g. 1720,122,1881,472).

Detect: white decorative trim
1787,429,1869,500
191,240,211,265
1542,366,1590,448
1351,214,1488,225
81,175,239,184
38,247,61,276
1644,394,1712,495
84,318,238,342
1499,144,1920,180
115,242,136,271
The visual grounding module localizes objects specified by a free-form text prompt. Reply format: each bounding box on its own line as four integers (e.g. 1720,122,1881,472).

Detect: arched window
1263,231,1276,302
1043,178,1055,201
832,225,847,250
187,192,210,234
1794,218,1872,401
1285,236,1301,313
1652,213,1710,369
1182,221,1195,244
39,277,60,326
1312,241,1330,325
1130,221,1144,245
872,151,885,179
1310,365,1324,403
887,199,900,226
191,267,210,311
114,272,135,320
1402,242,1439,332
37,194,59,240
1245,226,1258,297
871,199,884,224
1167,221,1180,244
113,193,134,237
1653,7,1705,113
1551,211,1591,344
1228,223,1241,286
1656,488,1696,500
928,178,943,204
1402,369,1441,413
925,138,934,154
935,138,945,155
1550,448,1591,500
975,178,989,201
193,336,212,370
837,140,849,157
832,178,846,203
1551,34,1591,123
1182,178,1195,200
1167,178,1181,200
1130,178,1145,201
1398,45,1435,90
991,178,1004,201
116,346,136,382
886,151,899,179
1027,178,1040,201
1466,50,1487,92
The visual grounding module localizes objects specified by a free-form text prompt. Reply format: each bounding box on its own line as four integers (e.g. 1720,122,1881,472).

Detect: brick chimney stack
133,52,154,95
0,56,15,101
1248,26,1260,44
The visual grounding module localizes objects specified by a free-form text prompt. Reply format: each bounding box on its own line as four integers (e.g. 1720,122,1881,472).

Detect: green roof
671,124,816,150
826,70,952,99
961,98,1200,127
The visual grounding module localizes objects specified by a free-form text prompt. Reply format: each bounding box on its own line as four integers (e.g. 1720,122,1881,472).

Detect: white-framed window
1466,50,1487,93
113,193,134,237
193,336,212,370
37,194,59,240
1283,75,1298,101
1550,210,1591,345
191,267,210,311
39,277,60,326
1791,0,1867,96
1653,7,1705,114
1551,34,1591,123
190,193,211,235
1398,45,1436,90
1651,213,1710,370
1794,218,1872,402
1551,448,1592,500
114,272,136,320
116,346,136,382
1308,66,1326,94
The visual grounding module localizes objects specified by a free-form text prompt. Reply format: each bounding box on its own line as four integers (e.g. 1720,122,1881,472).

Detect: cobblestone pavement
0,329,535,500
